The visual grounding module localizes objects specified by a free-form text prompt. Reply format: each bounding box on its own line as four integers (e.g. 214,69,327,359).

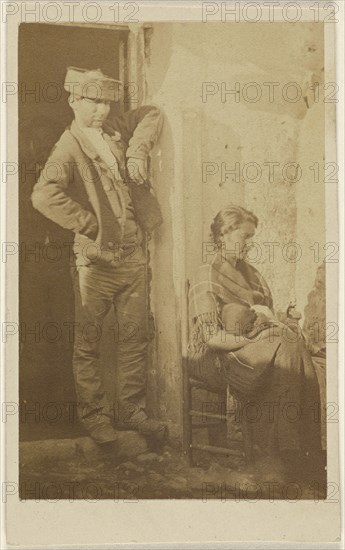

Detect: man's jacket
31,106,163,265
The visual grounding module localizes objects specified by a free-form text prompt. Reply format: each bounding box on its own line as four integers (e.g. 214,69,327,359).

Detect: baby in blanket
221,302,278,339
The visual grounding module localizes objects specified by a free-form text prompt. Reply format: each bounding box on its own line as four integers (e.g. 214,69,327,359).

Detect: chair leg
207,393,227,446
240,407,254,464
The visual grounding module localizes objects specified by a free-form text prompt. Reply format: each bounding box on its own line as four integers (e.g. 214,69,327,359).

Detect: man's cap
64,66,122,102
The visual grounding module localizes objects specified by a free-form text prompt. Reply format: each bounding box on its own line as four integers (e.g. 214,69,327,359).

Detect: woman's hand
251,304,275,320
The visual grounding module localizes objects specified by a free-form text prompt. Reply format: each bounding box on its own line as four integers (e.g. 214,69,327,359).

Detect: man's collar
75,122,103,135
81,126,103,134
70,120,99,160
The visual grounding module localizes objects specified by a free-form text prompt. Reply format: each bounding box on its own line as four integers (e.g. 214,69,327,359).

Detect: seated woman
188,204,322,479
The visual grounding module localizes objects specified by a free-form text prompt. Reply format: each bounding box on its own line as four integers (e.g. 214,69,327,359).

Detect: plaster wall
144,22,325,438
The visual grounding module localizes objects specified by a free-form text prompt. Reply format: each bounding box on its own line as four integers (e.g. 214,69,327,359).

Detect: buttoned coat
31,106,163,264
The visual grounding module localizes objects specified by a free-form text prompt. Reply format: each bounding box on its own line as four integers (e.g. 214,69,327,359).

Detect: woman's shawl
188,252,273,356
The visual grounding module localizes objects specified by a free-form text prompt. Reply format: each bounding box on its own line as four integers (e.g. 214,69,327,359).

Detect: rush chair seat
182,280,254,466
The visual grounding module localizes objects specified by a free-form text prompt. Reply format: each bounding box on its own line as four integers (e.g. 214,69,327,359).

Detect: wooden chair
182,280,254,466
182,369,254,466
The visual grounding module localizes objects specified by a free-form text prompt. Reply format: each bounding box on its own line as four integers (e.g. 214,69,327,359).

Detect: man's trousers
72,250,149,427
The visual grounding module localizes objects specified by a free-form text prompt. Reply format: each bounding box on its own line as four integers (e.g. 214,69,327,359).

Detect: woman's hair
210,204,258,244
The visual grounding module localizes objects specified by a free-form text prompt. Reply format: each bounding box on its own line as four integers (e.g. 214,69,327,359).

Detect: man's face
71,96,111,128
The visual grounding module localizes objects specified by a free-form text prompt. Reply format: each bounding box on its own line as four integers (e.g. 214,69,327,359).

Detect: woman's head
210,204,258,260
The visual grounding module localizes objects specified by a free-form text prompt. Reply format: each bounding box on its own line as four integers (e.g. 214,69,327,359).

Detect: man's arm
111,105,164,160
31,147,98,238
108,105,163,184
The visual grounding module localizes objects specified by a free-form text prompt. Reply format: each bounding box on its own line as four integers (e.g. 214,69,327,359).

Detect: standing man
32,67,165,445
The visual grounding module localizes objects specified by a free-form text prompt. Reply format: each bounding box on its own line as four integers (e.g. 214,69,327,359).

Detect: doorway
18,23,129,440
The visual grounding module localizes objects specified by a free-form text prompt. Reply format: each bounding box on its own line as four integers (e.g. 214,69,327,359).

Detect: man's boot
83,414,118,446
116,411,168,447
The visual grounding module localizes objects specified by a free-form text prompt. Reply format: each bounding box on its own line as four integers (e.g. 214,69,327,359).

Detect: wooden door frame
43,22,148,109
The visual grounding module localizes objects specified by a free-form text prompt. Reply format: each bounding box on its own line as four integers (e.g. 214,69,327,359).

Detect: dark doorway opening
18,23,128,441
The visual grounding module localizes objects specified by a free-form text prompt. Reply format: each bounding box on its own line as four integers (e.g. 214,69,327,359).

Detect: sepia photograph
2,1,343,547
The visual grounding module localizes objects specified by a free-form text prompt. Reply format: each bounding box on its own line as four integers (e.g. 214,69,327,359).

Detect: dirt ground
19,435,327,501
